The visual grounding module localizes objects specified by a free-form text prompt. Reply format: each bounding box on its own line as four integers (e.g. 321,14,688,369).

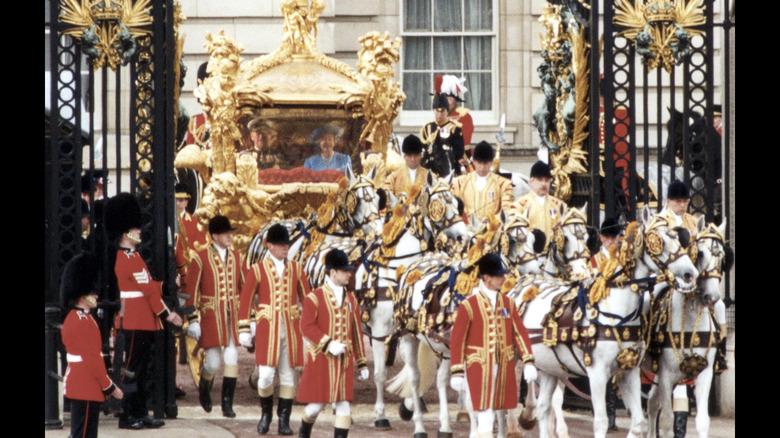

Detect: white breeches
257,330,295,390
203,330,237,376
304,401,351,419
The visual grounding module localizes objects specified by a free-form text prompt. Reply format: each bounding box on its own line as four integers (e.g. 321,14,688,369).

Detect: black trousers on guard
69,399,102,438
119,330,155,420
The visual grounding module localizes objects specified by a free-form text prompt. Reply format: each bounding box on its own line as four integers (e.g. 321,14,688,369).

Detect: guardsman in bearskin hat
61,252,124,438
508,160,567,252
420,93,467,178
183,215,244,417
449,253,537,438
106,193,183,430
384,134,430,197
237,223,312,435
451,141,514,223
296,249,369,438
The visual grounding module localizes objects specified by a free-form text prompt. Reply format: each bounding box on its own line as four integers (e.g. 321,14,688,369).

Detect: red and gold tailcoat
63,308,115,402
297,284,368,403
450,290,534,411
238,258,311,367
115,248,169,331
184,245,244,349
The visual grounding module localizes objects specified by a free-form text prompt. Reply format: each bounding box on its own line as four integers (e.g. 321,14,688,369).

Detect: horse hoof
413,433,428,438
437,431,453,438
399,401,413,421
456,411,470,423
375,419,391,430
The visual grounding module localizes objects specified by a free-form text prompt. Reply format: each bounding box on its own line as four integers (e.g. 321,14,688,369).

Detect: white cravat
270,253,286,277
214,244,228,263
671,213,684,227
326,276,344,307
408,167,417,183
534,193,547,206
479,280,498,310
475,174,488,191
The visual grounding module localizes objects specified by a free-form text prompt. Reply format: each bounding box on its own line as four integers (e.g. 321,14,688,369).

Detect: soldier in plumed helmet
183,215,244,417
106,193,183,430
451,141,514,223
237,223,312,435
383,134,430,197
421,93,467,178
296,249,369,438
61,252,124,438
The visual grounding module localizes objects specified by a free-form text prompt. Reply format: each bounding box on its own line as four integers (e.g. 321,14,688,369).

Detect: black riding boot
257,395,274,434
277,398,295,435
673,411,688,438
198,375,214,413
298,419,314,438
221,377,237,418
606,383,618,431
334,427,349,438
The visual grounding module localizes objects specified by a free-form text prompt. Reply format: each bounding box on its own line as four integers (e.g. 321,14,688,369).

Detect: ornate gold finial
614,0,706,73
60,0,153,71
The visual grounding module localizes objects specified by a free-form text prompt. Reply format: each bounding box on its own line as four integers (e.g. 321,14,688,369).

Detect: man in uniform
589,217,622,270
184,215,244,417
247,118,282,170
437,74,474,151
106,193,183,430
451,141,514,223
61,252,124,438
449,253,538,438
384,134,430,197
238,224,311,435
421,93,466,178
174,183,207,279
508,160,567,252
296,249,369,438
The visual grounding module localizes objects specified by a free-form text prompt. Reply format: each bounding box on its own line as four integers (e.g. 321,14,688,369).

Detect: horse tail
386,342,441,398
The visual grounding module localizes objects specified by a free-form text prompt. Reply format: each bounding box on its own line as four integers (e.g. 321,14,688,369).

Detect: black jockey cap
599,217,622,237
209,215,236,235
197,61,209,83
478,253,510,277
402,135,424,155
472,141,495,163
61,252,101,308
266,223,291,245
530,160,553,179
105,192,143,241
175,182,191,200
324,249,355,272
432,93,449,111
667,180,690,200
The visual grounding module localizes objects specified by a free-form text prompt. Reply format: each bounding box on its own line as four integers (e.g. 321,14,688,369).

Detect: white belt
67,354,83,363
121,291,144,299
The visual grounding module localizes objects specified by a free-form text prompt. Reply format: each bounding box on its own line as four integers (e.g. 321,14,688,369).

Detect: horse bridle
643,217,691,281
692,225,725,282
339,176,381,231
505,215,539,268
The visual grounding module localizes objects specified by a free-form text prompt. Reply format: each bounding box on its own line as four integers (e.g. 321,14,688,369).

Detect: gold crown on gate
643,0,676,23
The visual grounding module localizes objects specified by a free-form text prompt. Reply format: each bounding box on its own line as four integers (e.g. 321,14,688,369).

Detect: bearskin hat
105,192,143,241
60,252,101,308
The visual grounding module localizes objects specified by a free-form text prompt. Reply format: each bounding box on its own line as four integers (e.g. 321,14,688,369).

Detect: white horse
508,206,698,438
644,219,731,438
353,171,471,430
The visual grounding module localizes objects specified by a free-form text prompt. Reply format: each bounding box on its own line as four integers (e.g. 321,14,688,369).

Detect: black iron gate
45,0,182,428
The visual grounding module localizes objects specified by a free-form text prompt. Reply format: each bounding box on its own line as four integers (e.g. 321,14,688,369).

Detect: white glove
450,375,464,392
250,321,256,337
358,368,369,381
523,364,538,384
187,321,201,340
239,332,253,348
327,340,346,356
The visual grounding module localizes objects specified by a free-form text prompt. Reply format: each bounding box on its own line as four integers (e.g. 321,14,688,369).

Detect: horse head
419,171,471,252
690,218,731,306
340,165,383,237
547,203,591,280
503,211,543,275
638,206,698,291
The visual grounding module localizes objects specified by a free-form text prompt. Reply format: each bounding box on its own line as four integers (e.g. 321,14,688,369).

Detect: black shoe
334,427,349,438
257,395,274,434
175,383,186,399
673,411,688,438
221,377,237,418
198,375,214,413
298,420,314,438
606,383,618,431
118,417,144,430
277,398,295,435
141,416,165,428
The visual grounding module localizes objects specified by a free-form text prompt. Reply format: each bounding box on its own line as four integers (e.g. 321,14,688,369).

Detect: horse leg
399,335,427,437
587,368,610,438
371,337,390,429
497,409,507,438
647,370,674,438
693,365,714,438
536,373,558,438
616,367,648,438
437,358,453,437
551,381,570,438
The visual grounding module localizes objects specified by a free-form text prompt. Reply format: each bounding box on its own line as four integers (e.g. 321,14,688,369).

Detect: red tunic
450,290,534,411
184,245,244,349
237,258,311,368
63,308,115,402
115,249,169,331
297,284,368,403
450,107,474,146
